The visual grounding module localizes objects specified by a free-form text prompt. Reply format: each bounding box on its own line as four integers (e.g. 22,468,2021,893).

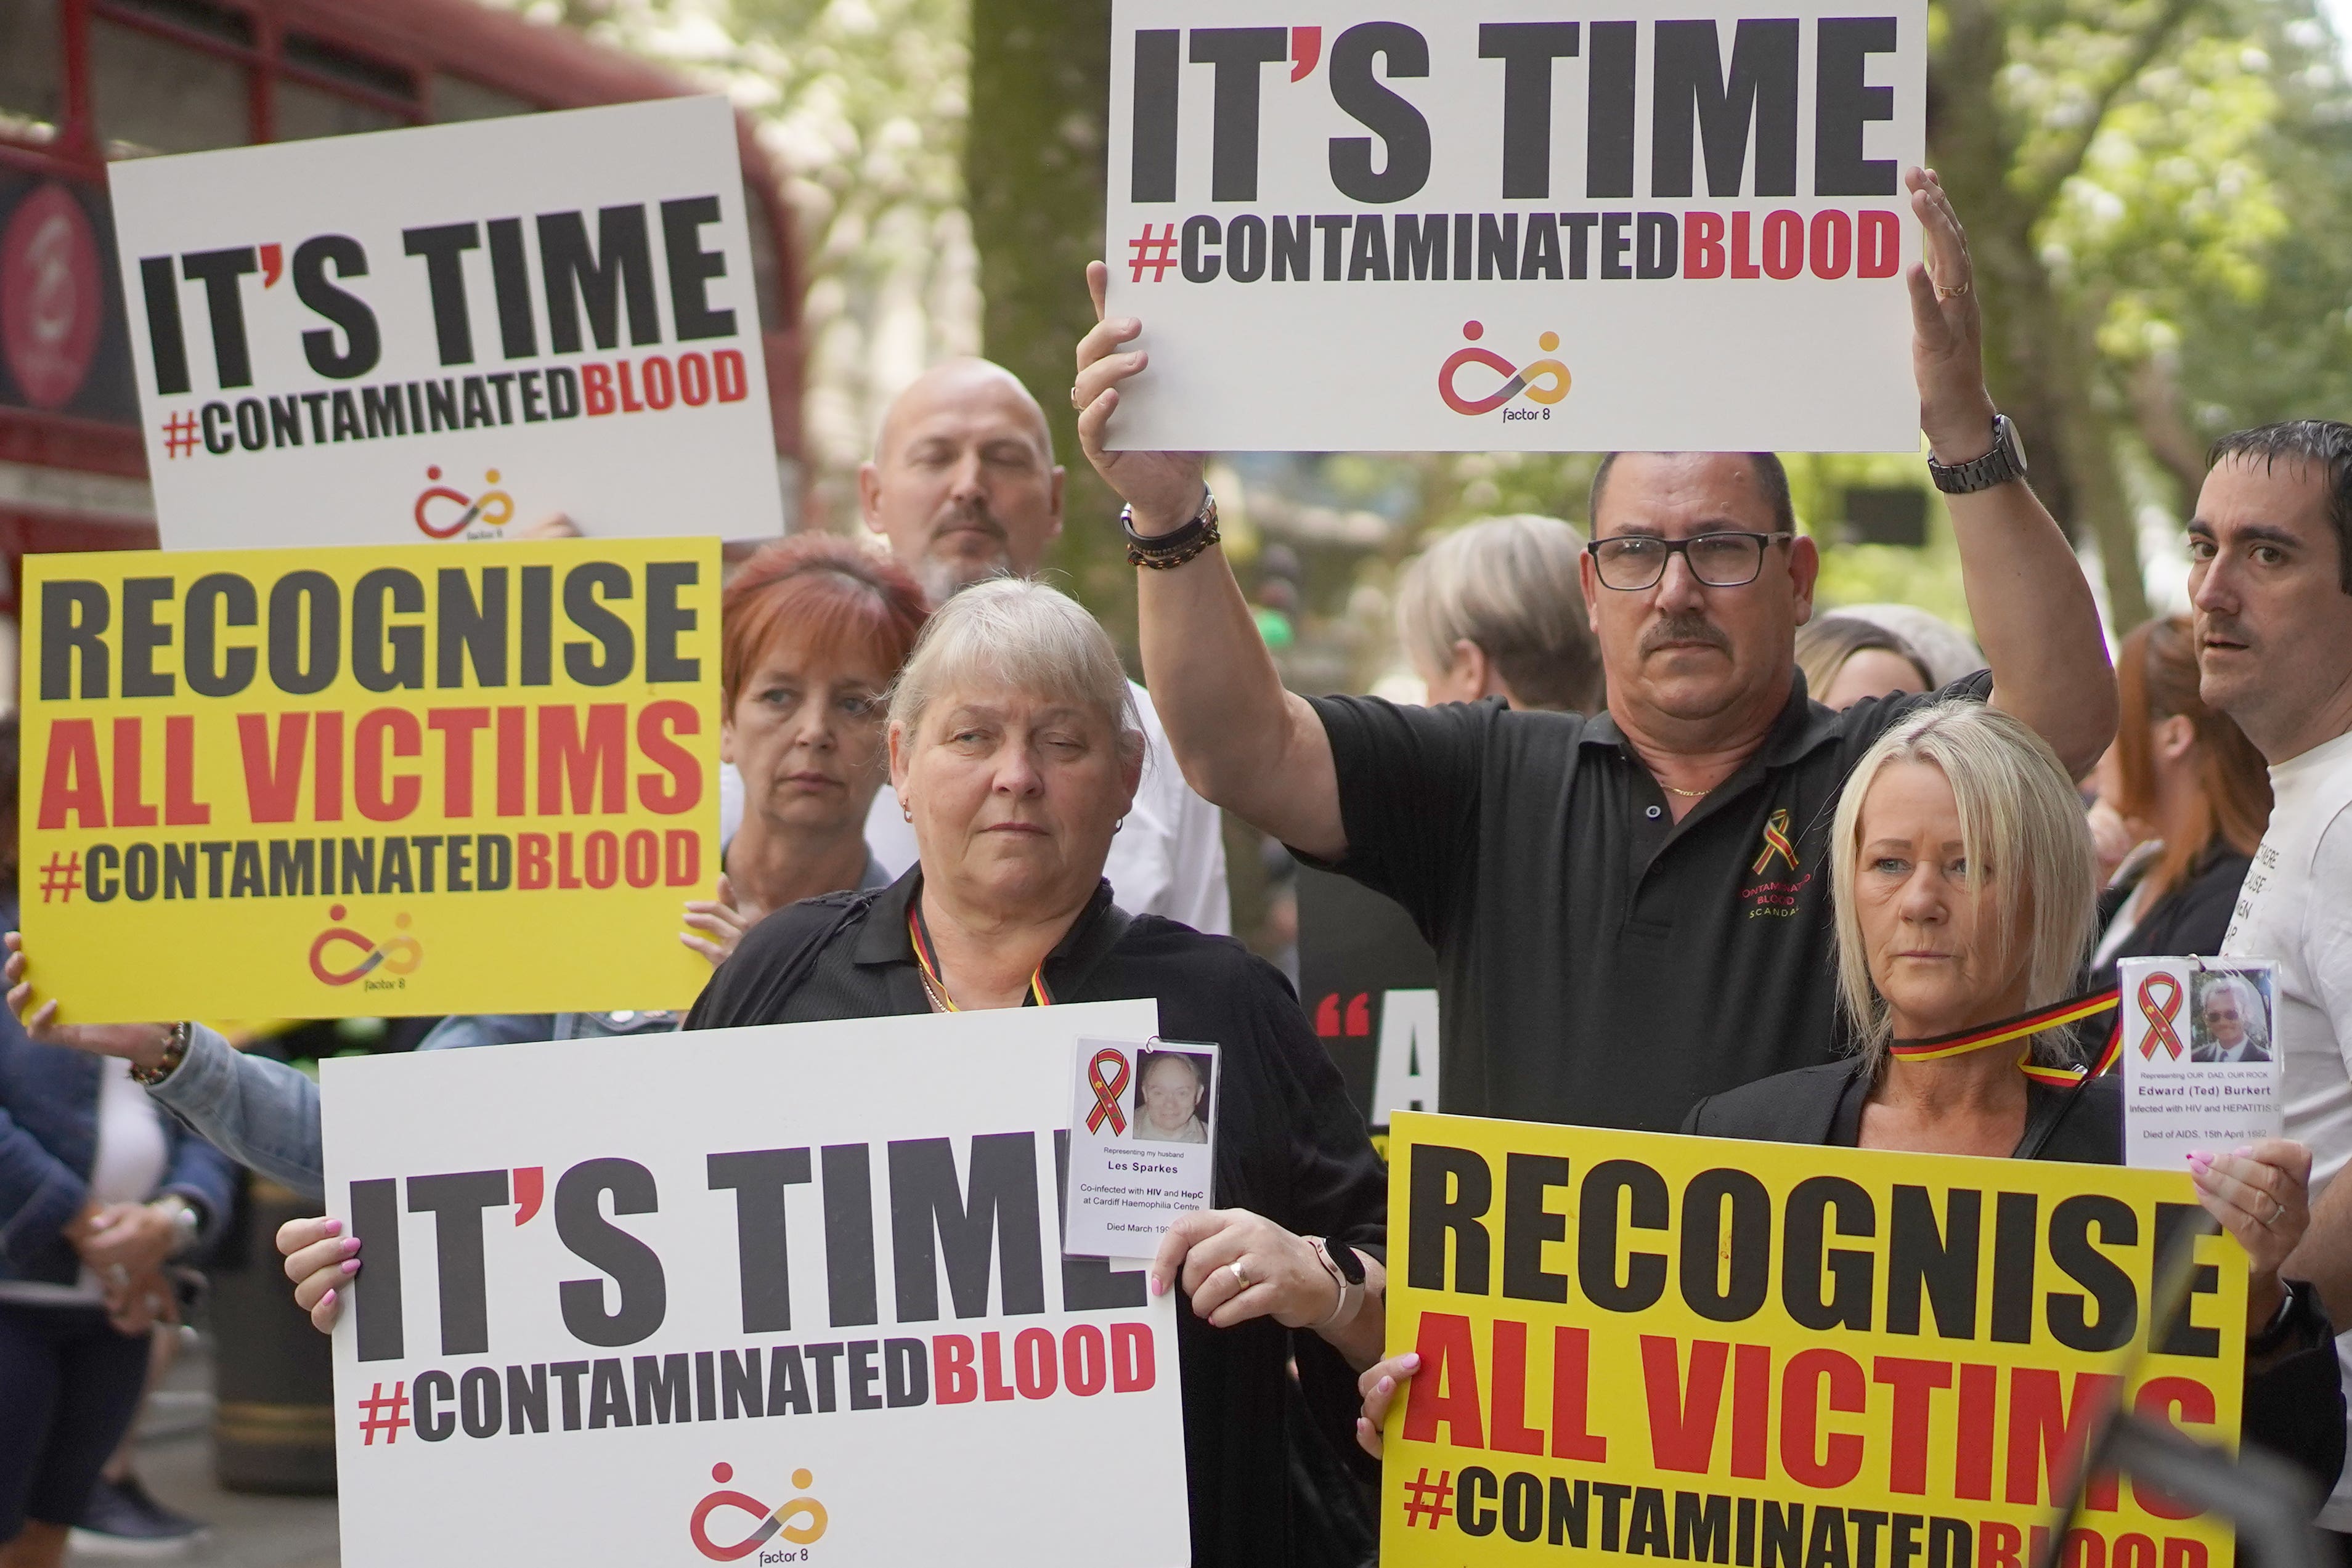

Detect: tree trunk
1929,0,2156,632
966,0,1133,644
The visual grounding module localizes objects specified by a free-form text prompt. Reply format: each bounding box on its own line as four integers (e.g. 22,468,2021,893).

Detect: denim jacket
149,1011,682,1203
1,943,237,1286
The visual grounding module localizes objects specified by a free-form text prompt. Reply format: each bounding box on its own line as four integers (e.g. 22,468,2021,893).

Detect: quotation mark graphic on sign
356,1382,411,1446
160,410,200,459
1128,222,1179,283
37,851,80,904
1401,1466,1455,1529
1438,322,1570,416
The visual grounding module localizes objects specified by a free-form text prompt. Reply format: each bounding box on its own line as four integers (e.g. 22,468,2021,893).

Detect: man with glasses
1067,169,2115,1131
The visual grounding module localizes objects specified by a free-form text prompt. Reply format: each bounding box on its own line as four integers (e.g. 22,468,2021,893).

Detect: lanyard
1887,987,2122,1087
906,903,1054,1011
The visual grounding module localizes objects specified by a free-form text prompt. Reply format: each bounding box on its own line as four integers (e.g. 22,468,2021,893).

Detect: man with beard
853,357,1228,932
1066,169,2115,1131
2192,420,2352,1541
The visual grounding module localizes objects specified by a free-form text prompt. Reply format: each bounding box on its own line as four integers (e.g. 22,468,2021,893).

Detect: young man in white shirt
2197,420,2352,1535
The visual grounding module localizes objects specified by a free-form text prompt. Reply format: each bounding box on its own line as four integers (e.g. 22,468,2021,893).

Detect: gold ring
1227,1260,1249,1289
1934,278,1971,300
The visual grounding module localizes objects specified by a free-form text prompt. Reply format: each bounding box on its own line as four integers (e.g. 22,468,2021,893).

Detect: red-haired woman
2088,615,2273,989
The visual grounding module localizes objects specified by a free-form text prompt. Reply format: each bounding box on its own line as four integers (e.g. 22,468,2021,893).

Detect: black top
1682,1058,2123,1160
1684,1061,2348,1499
1304,670,1992,1132
2089,842,2253,993
686,871,1386,1568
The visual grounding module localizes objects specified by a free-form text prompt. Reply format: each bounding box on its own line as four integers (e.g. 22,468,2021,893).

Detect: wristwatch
1304,1236,1366,1331
1927,413,2028,495
2250,1278,2321,1357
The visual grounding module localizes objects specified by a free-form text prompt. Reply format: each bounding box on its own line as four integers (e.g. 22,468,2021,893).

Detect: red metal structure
0,0,807,582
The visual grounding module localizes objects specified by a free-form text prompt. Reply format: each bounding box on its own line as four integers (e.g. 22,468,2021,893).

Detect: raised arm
1909,169,2117,777
1073,262,1347,861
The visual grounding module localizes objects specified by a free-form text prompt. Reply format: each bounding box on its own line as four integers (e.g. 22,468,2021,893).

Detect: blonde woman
1356,702,2345,1494
1396,514,1601,712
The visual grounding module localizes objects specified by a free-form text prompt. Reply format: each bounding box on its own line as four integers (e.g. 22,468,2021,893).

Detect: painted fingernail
341,1235,362,1254
1399,1352,1422,1371
1377,1377,1393,1395
341,1259,360,1275
319,1289,336,1310
2231,1146,2255,1159
2186,1151,2212,1171
322,1217,343,1236
1147,1273,1163,1296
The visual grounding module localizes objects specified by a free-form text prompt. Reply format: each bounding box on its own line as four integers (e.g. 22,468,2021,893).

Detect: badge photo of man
1133,1050,1211,1144
2193,971,2274,1064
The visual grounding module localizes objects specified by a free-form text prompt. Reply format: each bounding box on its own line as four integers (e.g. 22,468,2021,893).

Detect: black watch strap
1320,1235,1365,1285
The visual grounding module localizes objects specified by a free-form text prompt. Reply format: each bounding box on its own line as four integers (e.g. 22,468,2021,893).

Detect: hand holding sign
1147,1207,1341,1333
1076,259,1205,537
2187,1137,2311,1328
3,932,173,1068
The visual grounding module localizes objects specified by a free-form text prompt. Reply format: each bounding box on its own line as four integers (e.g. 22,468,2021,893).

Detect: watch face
1325,1238,1365,1284
1998,416,2028,474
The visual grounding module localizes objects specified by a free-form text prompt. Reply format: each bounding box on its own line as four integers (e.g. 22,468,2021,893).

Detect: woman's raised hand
1354,1351,1420,1458
279,1214,360,1334
681,874,756,967
1073,260,1207,534
4,932,176,1068
2187,1139,2312,1331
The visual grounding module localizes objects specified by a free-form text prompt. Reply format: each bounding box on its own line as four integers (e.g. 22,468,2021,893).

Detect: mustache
1640,612,1731,657
2198,612,2252,646
930,499,1007,546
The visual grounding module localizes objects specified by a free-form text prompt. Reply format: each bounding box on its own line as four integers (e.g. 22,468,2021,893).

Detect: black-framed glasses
1585,531,1795,591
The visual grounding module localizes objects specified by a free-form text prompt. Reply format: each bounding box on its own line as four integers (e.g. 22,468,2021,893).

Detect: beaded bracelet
1123,492,1220,571
130,1020,192,1087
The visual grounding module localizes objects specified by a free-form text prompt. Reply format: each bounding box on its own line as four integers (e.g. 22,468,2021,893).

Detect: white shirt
856,682,1232,936
2222,725,2352,1526
0,1058,169,1306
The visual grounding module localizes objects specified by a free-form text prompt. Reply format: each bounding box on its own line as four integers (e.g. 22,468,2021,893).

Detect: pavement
67,1331,340,1568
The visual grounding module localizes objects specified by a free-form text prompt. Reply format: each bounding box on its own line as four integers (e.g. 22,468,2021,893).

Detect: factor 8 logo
1438,320,1570,420
413,465,514,538
691,1463,828,1561
308,905,421,988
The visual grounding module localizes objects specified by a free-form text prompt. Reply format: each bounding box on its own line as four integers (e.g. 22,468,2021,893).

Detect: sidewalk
68,1333,339,1568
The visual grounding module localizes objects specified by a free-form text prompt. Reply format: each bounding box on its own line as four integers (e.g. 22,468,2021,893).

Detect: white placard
2120,956,2282,1169
1064,1038,1219,1259
1102,0,1926,453
319,999,1188,1568
108,96,786,548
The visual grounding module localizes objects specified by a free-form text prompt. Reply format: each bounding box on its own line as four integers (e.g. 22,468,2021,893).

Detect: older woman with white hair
1396,513,1601,712
684,579,1384,1563
1356,701,2345,1491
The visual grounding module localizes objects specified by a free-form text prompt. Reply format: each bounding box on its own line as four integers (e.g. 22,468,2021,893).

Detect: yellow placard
20,538,720,1021
1383,1112,2244,1568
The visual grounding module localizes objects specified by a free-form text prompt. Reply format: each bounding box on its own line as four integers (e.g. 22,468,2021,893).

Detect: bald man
723,359,1229,933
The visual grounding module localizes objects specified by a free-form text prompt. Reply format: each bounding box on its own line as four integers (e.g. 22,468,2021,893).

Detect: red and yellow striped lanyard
906,904,1054,1012
1887,987,2123,1087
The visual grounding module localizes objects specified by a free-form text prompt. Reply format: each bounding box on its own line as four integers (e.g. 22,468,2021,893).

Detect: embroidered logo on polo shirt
1741,807,1813,918
1751,809,1797,875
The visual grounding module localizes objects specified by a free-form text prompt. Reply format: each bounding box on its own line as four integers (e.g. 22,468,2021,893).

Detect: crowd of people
7,162,2352,1568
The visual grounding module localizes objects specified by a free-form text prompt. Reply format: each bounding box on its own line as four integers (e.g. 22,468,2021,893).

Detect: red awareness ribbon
2137,971,2186,1060
1086,1049,1131,1135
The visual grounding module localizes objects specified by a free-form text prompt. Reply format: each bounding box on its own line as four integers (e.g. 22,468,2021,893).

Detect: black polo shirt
1301,668,1992,1132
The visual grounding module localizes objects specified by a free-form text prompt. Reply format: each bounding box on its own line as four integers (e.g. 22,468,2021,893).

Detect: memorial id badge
2120,956,2282,1168
1063,1038,1220,1261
